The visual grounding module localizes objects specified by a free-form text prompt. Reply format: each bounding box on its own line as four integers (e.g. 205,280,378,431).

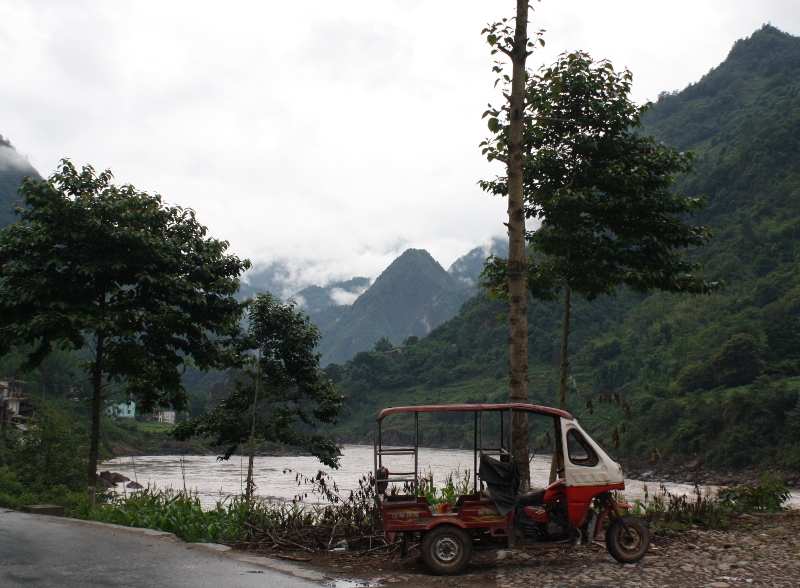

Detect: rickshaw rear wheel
421,525,472,575
606,515,650,563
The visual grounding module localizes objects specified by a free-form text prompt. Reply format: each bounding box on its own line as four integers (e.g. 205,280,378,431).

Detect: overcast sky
2,1,798,291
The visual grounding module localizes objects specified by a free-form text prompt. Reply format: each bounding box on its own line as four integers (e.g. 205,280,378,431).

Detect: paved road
0,509,322,588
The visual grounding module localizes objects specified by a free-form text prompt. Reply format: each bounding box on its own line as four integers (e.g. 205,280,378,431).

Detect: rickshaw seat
517,488,546,507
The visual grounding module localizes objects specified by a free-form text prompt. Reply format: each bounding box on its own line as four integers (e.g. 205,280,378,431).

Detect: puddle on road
325,579,384,587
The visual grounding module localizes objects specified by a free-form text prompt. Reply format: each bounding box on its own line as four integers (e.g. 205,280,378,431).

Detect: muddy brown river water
104,445,796,509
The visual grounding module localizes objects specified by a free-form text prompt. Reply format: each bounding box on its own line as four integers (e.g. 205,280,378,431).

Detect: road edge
3,510,330,584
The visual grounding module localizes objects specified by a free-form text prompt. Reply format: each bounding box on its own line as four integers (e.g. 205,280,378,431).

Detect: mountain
0,136,42,227
326,26,800,469
447,237,508,288
311,239,509,366
317,249,462,365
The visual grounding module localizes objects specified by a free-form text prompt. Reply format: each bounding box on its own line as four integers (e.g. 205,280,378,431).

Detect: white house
0,379,34,430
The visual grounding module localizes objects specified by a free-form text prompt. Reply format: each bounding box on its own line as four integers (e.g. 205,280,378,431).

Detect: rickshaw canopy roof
376,403,574,423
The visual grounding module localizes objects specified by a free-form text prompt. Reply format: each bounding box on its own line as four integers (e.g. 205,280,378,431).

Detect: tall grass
632,471,792,530
78,486,250,543
75,468,385,549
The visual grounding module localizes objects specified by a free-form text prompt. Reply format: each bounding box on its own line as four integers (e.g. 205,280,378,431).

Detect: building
106,401,136,419
0,379,35,431
142,410,176,424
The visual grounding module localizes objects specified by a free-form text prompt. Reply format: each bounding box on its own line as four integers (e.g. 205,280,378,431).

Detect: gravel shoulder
248,511,800,587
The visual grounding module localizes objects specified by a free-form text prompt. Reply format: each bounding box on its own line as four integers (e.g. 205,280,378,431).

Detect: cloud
329,283,369,306
1,0,797,288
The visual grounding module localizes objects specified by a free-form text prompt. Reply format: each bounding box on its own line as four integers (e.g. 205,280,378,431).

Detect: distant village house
106,401,136,419
104,401,176,424
142,409,176,424
0,379,35,431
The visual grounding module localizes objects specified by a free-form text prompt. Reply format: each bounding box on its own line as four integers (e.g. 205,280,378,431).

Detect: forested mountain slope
318,249,468,365
326,25,800,469
313,241,508,366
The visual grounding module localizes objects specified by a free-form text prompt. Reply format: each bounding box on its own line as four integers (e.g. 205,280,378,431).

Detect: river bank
619,456,800,492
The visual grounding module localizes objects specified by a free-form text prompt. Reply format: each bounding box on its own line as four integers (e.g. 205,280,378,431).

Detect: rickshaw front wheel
421,525,472,575
606,515,650,563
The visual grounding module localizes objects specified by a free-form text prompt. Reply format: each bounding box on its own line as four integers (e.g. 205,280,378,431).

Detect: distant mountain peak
0,134,42,228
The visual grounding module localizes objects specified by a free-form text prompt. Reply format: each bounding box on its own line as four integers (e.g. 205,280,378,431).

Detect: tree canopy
482,52,719,302
171,293,344,493
0,160,250,492
481,52,720,480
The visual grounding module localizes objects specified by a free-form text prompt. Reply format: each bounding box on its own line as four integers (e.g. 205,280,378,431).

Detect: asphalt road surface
0,509,322,588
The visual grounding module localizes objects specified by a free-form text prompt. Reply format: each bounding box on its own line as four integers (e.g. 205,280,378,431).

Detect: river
103,445,791,509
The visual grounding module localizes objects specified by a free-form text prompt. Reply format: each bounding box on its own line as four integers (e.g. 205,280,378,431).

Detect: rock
127,481,144,489
99,471,131,484
22,505,65,516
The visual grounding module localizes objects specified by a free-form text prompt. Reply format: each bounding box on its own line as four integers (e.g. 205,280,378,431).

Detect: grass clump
78,486,250,543
633,471,792,530
417,467,472,506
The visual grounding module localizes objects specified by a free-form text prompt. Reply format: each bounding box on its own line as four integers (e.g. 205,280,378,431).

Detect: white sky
2,1,798,290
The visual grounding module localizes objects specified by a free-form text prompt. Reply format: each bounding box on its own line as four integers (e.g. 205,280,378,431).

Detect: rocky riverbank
288,512,800,587
618,456,800,491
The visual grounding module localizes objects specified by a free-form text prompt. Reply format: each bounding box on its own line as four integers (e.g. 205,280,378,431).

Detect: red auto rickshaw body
375,403,646,574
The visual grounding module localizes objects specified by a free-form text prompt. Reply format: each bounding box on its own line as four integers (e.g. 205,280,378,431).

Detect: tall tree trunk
507,0,531,491
550,286,571,483
558,286,571,411
245,348,262,503
87,334,105,499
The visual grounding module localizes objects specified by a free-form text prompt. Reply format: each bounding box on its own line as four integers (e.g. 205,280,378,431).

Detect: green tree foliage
0,161,250,493
1,403,88,510
481,53,719,472
765,315,800,367
373,337,393,353
171,293,344,497
711,333,763,387
6,405,87,492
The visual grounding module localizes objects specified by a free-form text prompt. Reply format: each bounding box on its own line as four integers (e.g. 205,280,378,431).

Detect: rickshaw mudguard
543,478,567,502
565,483,625,527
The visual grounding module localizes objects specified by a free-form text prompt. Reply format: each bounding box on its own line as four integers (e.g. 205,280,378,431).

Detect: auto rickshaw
374,403,649,575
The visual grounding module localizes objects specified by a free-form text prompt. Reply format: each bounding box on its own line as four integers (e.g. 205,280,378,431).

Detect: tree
171,293,344,501
5,404,87,494
0,161,250,496
479,0,544,492
373,336,393,353
712,333,763,387
482,52,720,479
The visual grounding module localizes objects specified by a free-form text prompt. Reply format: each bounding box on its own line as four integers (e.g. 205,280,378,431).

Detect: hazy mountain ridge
317,249,460,365
311,239,509,365
292,277,371,314
0,136,42,228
